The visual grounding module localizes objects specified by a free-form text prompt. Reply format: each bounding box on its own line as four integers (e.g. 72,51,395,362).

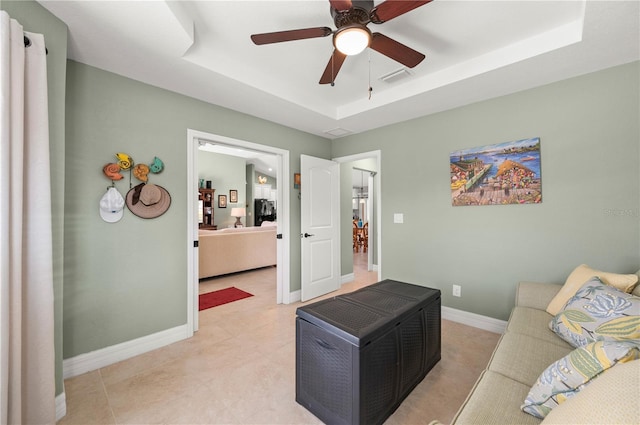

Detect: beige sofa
198,226,276,279
445,270,640,425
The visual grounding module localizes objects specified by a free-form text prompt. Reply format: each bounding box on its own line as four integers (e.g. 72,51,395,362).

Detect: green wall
332,61,640,321
198,151,247,228
1,0,68,396
64,60,330,357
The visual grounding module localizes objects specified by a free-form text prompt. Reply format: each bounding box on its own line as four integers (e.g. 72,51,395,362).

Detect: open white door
301,155,340,302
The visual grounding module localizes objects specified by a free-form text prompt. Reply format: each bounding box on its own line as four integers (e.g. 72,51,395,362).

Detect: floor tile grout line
98,368,119,425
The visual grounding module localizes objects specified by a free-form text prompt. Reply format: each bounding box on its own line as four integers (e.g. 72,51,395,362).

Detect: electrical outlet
453,285,461,297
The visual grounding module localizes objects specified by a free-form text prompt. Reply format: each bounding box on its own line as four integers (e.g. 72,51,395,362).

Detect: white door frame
366,172,374,270
333,150,382,281
186,129,290,334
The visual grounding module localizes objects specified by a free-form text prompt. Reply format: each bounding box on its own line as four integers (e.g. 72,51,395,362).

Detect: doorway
333,150,382,282
187,129,290,334
352,168,374,270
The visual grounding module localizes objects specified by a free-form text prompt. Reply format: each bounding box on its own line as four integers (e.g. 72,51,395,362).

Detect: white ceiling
39,0,639,139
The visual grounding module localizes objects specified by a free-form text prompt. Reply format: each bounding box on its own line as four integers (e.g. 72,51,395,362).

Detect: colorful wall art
450,137,542,206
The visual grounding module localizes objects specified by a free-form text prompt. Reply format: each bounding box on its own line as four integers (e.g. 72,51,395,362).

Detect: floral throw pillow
549,277,640,348
521,340,640,418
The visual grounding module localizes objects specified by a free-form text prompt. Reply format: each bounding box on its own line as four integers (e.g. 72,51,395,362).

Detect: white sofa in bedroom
433,264,640,425
198,224,277,279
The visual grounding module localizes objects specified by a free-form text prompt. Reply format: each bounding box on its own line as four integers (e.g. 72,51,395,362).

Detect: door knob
303,233,315,238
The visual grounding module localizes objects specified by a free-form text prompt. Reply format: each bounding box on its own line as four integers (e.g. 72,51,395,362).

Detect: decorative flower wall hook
133,164,150,182
115,152,134,170
149,157,164,173
103,163,124,181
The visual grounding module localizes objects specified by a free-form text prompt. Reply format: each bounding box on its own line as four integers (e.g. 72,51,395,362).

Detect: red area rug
199,287,253,311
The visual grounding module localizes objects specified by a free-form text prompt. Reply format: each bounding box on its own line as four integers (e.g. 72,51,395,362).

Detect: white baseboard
289,273,356,302
442,306,507,334
63,324,191,379
289,290,301,303
341,273,355,284
55,391,66,421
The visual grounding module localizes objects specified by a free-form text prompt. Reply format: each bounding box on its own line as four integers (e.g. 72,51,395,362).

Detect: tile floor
58,253,501,424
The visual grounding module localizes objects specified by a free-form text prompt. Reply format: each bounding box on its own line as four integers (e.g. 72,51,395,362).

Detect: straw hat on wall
125,183,171,219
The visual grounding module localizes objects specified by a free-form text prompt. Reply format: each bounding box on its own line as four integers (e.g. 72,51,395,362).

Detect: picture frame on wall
229,189,238,203
294,173,301,189
450,137,542,207
218,195,227,208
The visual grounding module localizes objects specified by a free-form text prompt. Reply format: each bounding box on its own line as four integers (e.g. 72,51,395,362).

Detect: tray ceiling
39,0,640,139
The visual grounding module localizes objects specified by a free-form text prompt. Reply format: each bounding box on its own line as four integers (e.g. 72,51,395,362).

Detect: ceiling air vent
324,128,353,137
379,68,412,84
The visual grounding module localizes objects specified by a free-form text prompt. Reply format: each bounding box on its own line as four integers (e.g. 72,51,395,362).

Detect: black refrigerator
254,198,276,226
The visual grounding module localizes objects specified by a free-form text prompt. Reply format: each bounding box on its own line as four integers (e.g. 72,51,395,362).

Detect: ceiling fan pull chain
368,50,373,100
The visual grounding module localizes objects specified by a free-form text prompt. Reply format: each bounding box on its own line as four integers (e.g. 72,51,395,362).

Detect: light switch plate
393,213,404,224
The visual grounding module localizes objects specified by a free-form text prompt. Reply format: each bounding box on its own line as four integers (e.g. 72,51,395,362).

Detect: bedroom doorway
334,150,382,282
352,168,374,269
187,129,290,333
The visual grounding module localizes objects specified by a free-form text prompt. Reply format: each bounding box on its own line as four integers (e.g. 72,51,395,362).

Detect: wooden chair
353,221,359,251
361,222,368,252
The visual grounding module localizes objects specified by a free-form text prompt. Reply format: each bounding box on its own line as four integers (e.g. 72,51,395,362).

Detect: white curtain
0,11,56,425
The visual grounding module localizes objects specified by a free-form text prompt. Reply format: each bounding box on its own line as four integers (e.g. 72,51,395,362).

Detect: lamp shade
230,207,246,217
334,25,371,56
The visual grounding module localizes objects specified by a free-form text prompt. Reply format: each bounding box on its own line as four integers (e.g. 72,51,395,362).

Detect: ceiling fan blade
371,0,432,24
319,50,347,84
329,0,353,11
251,27,333,45
370,33,425,68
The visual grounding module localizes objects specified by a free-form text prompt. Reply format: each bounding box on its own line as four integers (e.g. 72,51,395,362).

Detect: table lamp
231,207,246,228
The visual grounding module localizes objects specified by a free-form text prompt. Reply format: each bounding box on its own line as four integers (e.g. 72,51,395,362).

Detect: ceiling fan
250,0,432,85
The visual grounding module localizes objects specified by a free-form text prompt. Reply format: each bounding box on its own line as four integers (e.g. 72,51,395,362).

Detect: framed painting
294,173,301,189
229,190,238,203
450,137,542,206
218,194,227,208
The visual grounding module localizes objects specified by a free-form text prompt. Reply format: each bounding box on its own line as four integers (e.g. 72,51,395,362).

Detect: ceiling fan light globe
334,26,371,56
